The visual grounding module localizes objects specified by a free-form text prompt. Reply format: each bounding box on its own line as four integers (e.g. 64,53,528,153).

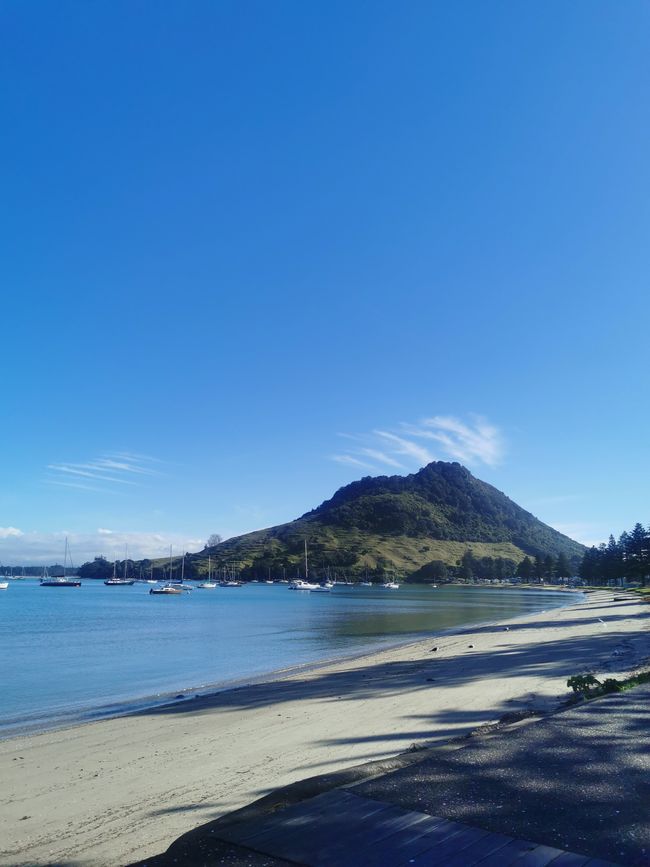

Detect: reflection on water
0,581,574,735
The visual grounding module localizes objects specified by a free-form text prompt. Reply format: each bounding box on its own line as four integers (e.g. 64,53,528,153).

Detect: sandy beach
1,591,648,867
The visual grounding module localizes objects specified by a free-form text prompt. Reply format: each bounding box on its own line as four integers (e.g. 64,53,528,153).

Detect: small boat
198,556,217,589
41,539,81,587
360,581,373,587
288,579,319,590
0,581,8,590
288,542,320,590
383,582,400,589
150,547,184,596
40,576,82,587
149,584,183,595
105,551,135,585
218,567,242,587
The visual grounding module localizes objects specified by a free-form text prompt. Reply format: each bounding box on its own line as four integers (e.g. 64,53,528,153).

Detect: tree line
579,523,650,586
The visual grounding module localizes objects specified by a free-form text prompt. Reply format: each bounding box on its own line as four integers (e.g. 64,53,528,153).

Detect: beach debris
468,644,475,648
504,627,510,631
430,646,439,652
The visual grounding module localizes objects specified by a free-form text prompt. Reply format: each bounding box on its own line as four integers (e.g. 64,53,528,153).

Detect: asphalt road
354,684,650,865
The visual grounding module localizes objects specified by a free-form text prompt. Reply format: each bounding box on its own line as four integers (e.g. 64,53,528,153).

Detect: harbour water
0,581,576,737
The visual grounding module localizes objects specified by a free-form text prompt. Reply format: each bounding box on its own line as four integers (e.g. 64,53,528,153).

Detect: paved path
355,685,650,865
217,788,619,866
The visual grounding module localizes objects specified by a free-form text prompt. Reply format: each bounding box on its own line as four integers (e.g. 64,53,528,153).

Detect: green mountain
181,462,583,580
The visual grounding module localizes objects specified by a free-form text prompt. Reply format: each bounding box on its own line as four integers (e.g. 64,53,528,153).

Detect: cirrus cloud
330,413,504,473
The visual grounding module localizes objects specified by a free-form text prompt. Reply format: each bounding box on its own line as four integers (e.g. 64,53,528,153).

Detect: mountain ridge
178,461,583,580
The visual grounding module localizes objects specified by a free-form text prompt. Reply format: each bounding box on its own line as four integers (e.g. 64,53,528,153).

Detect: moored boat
41,539,81,587
198,556,217,588
149,546,184,596
105,552,135,585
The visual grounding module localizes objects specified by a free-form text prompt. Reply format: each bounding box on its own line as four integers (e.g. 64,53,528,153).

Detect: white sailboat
287,541,319,590
218,565,242,587
198,556,217,589
149,547,183,595
105,547,135,585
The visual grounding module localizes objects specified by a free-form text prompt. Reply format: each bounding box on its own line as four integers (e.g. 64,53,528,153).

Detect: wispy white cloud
331,454,375,470
403,415,504,467
330,413,504,474
357,448,406,469
374,431,434,465
47,465,139,485
44,452,163,493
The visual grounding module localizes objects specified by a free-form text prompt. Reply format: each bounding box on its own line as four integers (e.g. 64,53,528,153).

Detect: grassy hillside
173,462,583,580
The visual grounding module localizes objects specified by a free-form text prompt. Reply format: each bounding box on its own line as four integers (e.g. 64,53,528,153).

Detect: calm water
0,580,575,736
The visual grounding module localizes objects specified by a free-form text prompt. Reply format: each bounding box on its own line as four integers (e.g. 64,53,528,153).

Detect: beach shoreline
0,585,578,742
1,590,647,867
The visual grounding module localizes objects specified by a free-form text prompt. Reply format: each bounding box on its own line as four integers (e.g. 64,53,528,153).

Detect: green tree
518,556,533,581
623,523,650,585
77,557,113,579
458,550,475,581
543,554,554,581
554,552,571,580
603,535,622,584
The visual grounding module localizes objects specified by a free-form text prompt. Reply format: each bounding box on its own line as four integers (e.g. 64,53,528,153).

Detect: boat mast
208,555,211,581
123,545,128,581
181,551,185,584
63,537,68,578
304,540,309,580
169,545,173,584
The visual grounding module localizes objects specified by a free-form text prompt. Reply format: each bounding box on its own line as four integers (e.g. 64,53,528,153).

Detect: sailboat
198,556,217,589
218,565,242,587
149,547,183,595
287,541,319,590
105,548,135,585
41,538,81,586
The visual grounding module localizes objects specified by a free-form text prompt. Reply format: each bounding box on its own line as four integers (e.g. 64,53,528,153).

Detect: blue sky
2,1,650,563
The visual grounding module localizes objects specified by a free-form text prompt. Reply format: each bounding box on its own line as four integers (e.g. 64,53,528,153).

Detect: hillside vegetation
178,462,583,580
